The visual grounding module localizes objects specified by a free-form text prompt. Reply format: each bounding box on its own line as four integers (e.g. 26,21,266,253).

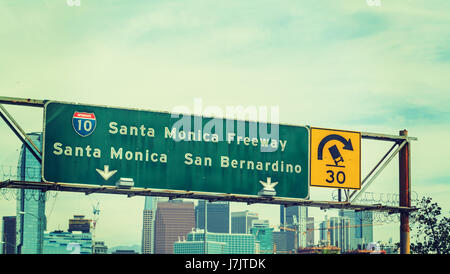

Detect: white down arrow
96,165,117,181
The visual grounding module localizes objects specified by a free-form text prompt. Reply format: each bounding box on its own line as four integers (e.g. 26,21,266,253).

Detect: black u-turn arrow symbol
317,134,353,160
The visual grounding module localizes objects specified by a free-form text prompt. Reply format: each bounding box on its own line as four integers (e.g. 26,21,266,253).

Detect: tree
410,196,450,254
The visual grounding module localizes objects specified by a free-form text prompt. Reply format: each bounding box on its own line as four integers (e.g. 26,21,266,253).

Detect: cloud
346,103,450,128
323,11,389,41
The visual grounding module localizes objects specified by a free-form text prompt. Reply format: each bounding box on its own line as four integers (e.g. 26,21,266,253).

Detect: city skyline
1,0,449,252
2,187,379,253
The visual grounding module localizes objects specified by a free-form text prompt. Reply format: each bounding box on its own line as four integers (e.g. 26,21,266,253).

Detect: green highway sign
42,101,310,198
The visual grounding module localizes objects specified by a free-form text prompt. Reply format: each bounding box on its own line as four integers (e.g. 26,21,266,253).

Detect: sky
0,0,449,248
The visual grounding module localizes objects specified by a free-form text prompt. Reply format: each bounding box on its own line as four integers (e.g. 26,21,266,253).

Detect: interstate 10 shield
72,111,96,137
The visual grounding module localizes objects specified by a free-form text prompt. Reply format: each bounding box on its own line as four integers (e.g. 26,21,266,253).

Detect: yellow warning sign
310,128,361,189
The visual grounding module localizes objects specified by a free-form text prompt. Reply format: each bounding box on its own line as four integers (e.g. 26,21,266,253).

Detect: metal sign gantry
0,96,417,254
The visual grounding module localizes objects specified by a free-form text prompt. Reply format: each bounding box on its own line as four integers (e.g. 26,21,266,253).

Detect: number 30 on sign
310,127,361,189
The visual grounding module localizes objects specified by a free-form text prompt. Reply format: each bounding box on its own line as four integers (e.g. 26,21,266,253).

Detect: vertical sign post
399,129,411,254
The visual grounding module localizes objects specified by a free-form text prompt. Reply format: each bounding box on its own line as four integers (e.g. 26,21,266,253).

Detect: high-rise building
328,216,351,252
2,216,16,254
319,219,329,246
250,220,273,254
93,241,108,254
273,231,295,253
319,215,351,252
141,196,158,254
306,217,315,247
43,230,92,254
68,215,91,233
195,200,230,233
319,215,335,247
154,200,195,254
280,205,308,248
339,210,373,250
231,211,258,234
355,211,373,249
340,216,351,252
329,217,340,247
174,237,226,254
174,230,256,254
16,132,46,254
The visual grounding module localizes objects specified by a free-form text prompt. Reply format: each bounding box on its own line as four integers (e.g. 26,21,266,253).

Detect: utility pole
399,129,411,254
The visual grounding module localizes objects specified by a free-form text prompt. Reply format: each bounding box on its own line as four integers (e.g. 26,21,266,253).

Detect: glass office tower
327,216,351,252
280,205,308,248
272,231,295,253
195,200,230,233
16,132,46,254
306,216,315,247
2,216,16,254
250,220,274,254
231,211,258,234
142,196,158,254
174,237,226,254
43,230,92,254
339,210,373,250
177,230,256,254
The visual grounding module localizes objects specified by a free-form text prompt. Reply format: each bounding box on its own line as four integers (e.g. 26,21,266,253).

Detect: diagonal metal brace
347,142,397,202
349,140,408,203
0,104,42,163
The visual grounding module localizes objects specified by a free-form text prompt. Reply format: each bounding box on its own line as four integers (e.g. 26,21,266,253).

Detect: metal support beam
204,199,207,254
348,141,401,202
0,180,417,214
361,142,397,186
399,130,411,254
84,187,106,195
0,179,11,188
0,104,41,154
350,140,407,203
0,104,42,163
362,131,417,142
0,96,46,108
